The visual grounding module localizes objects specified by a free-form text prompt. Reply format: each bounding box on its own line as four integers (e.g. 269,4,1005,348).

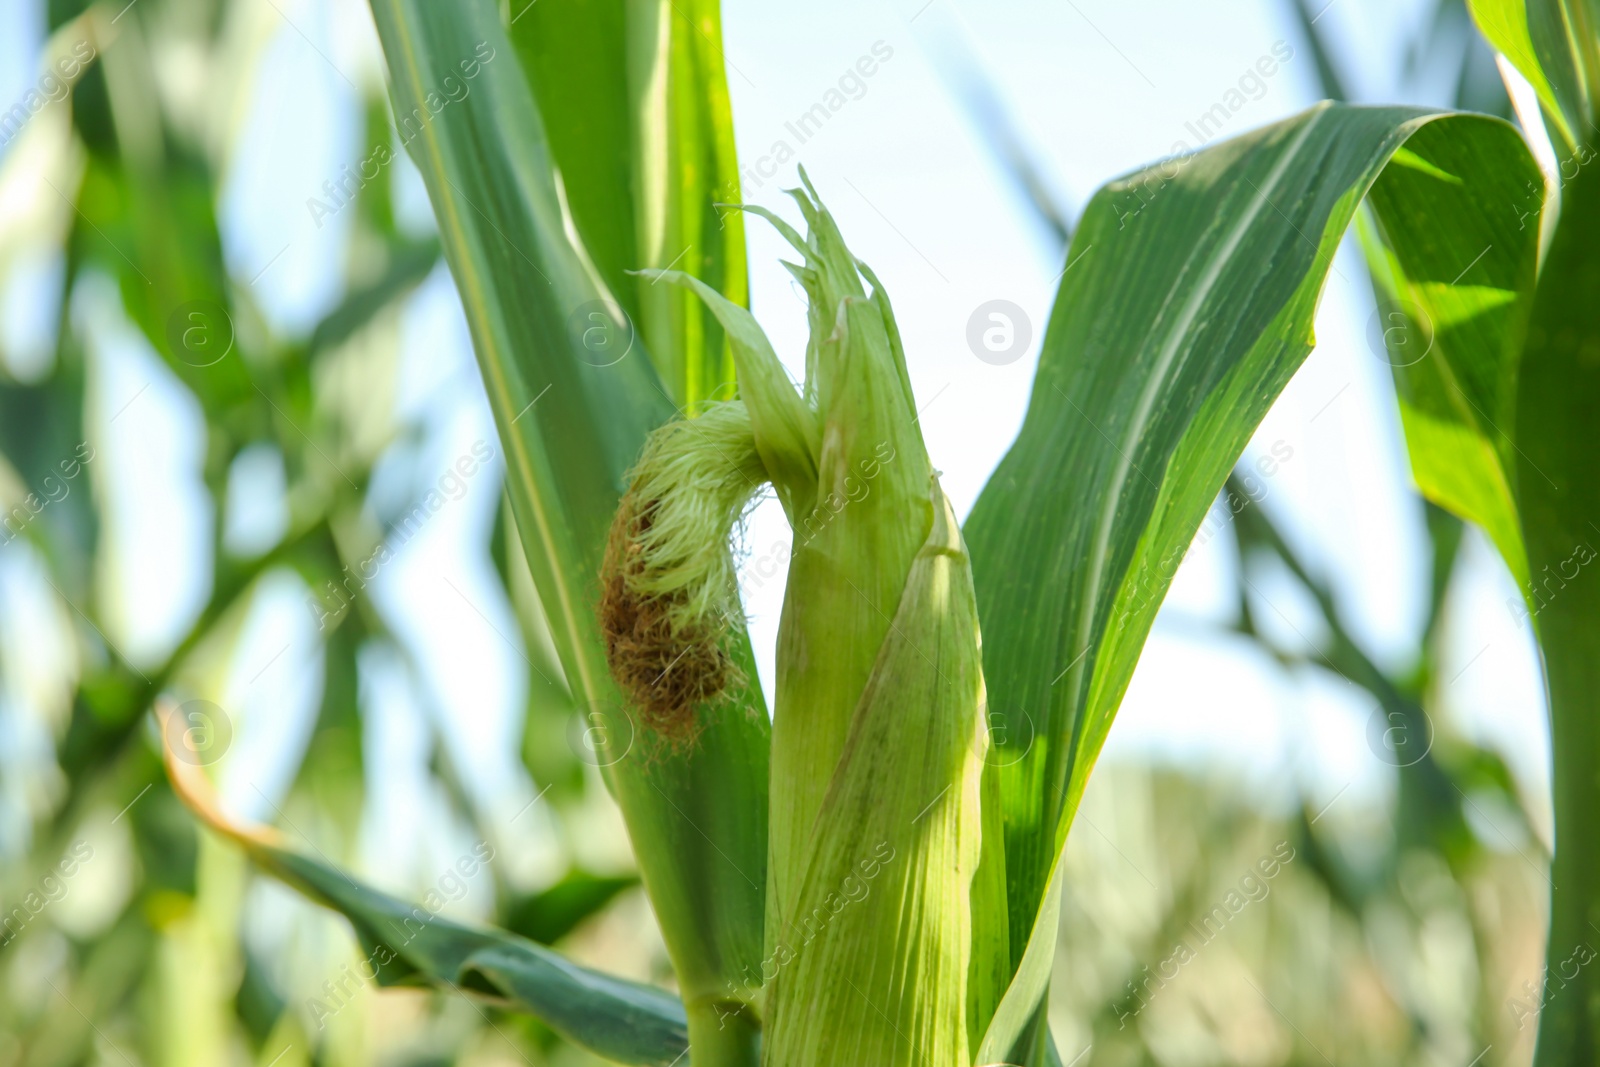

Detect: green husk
760,485,986,1065
608,173,988,1064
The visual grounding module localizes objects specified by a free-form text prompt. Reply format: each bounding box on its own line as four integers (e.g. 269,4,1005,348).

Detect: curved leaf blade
1468,0,1600,153
510,0,748,410
963,103,1538,1055
1469,0,1580,149
160,725,688,1066
1361,122,1544,590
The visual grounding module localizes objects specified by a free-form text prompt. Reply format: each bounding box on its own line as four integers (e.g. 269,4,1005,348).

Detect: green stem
1536,649,1600,1060
685,999,761,1067
1516,150,1600,1065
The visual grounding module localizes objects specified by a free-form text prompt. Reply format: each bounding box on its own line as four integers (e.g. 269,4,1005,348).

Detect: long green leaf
1374,107,1600,1065
633,0,748,408
508,0,637,321
1379,17,1600,1061
363,0,769,1053
1467,0,1597,151
161,744,687,1065
962,102,1537,1057
1361,124,1544,589
511,0,747,409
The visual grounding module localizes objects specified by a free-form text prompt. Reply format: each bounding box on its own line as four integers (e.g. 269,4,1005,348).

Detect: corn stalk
155,0,1599,1063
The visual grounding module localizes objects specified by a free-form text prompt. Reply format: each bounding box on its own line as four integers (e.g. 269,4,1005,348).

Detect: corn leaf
1467,0,1598,151
1376,22,1600,1060
161,739,689,1065
507,0,636,322
503,870,640,946
511,0,746,409
631,0,748,409
963,103,1538,1058
1361,121,1544,590
365,0,769,1039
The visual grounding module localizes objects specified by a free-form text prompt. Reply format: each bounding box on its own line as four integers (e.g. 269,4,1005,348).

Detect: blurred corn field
0,0,1553,1065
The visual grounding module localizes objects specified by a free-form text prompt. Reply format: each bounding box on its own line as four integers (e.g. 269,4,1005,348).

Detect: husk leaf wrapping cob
603,174,991,1065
